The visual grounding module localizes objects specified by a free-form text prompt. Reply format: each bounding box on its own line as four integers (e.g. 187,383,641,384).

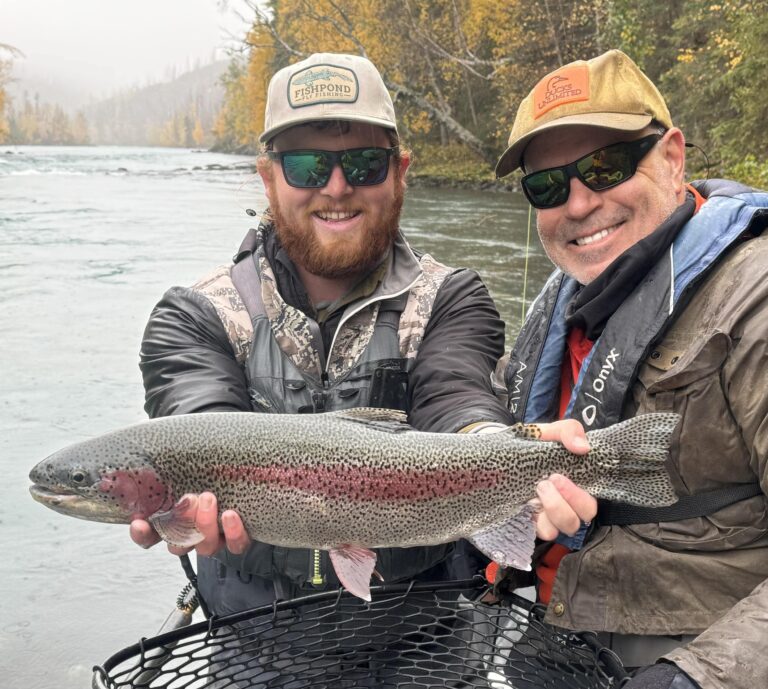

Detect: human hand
536,418,591,455
623,663,701,689
532,419,598,540
129,492,251,557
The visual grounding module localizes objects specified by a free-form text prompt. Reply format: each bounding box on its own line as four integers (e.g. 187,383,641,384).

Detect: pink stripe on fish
210,465,504,501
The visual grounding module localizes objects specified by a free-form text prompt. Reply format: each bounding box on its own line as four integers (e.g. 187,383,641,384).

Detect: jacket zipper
310,548,325,586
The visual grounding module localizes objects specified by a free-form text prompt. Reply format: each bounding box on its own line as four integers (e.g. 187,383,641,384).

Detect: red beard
270,181,404,279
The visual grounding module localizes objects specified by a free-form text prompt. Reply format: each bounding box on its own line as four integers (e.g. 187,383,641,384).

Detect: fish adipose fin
469,502,539,571
148,497,206,549
329,545,379,601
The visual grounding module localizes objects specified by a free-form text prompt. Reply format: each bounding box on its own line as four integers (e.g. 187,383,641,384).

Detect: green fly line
521,202,533,325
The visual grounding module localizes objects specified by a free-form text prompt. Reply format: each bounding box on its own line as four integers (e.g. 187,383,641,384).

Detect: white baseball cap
259,53,398,143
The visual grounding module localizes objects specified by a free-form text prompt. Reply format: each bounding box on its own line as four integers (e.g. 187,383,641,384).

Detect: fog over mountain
1,0,250,111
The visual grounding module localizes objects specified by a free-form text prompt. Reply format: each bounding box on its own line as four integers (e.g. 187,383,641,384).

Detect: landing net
92,579,627,688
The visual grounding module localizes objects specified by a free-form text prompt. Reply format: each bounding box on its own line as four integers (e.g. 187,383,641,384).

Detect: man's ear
257,159,274,204
397,151,411,189
661,128,687,200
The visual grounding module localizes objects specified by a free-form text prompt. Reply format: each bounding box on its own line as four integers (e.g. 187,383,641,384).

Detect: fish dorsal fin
331,407,413,433
468,502,540,571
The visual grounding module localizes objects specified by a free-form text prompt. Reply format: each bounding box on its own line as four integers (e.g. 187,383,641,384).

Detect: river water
1,145,552,688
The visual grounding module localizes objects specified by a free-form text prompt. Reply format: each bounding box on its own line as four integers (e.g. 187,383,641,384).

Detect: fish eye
70,469,88,485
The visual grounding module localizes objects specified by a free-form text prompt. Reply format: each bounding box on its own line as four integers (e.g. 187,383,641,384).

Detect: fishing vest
506,181,768,429
505,182,768,532
192,227,459,601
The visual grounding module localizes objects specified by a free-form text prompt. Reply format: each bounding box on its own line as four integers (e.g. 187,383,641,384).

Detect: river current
1,145,551,688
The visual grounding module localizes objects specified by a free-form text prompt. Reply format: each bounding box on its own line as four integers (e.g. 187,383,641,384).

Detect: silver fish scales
29,408,679,599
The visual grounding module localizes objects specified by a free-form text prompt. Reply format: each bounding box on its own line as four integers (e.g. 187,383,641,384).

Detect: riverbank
212,140,520,191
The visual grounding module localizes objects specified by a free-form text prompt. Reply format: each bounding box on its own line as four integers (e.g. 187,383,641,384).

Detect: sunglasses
266,147,398,188
521,133,663,209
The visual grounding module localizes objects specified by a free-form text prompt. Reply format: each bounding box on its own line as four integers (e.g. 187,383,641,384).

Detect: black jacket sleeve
139,286,251,418
408,268,514,433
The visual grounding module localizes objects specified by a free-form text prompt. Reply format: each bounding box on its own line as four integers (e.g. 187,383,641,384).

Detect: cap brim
494,112,653,178
259,114,398,144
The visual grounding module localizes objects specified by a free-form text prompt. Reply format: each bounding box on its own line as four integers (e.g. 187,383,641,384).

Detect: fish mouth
29,484,130,524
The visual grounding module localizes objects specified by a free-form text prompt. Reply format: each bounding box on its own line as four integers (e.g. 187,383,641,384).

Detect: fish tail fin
585,412,680,506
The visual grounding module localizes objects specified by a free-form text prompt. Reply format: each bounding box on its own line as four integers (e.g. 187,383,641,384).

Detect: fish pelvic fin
584,412,680,507
469,502,539,571
329,546,379,601
148,496,206,549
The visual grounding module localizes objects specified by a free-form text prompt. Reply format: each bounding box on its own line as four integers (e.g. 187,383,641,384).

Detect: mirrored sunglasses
521,133,663,209
267,147,398,188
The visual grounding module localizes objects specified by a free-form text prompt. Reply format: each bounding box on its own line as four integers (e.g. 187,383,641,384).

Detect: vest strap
231,254,265,321
596,483,762,525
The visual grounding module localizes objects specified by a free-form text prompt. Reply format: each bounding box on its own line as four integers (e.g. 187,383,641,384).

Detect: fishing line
521,202,533,325
235,168,266,219
685,141,710,180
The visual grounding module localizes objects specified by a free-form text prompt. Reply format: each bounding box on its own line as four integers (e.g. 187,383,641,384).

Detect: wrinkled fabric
503,181,768,689
625,663,701,689
141,229,512,432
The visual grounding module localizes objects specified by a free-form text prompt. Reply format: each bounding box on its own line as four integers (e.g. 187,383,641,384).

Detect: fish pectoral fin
148,500,205,549
468,502,540,571
329,546,379,601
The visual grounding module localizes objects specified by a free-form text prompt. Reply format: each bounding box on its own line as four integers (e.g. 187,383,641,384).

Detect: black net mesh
93,580,627,689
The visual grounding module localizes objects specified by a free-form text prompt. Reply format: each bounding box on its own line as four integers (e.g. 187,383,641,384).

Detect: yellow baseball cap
495,50,672,177
260,53,398,143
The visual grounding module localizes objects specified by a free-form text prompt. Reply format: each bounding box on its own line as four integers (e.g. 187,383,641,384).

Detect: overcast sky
1,0,254,102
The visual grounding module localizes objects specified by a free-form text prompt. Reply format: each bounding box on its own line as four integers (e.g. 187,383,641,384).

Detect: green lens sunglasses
521,133,663,209
267,147,398,188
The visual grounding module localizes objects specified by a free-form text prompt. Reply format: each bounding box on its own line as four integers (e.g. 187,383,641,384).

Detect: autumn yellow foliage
209,0,766,184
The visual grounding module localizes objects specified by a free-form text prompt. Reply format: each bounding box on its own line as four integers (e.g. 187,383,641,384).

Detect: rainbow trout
29,408,679,600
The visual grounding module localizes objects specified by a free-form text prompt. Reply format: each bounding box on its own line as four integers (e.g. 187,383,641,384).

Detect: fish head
29,434,174,524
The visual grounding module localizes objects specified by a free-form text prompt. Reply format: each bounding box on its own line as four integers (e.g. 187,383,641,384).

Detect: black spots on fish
512,423,542,440
581,413,679,507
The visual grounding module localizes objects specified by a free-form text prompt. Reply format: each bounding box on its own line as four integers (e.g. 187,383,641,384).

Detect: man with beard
131,52,586,685
495,50,768,689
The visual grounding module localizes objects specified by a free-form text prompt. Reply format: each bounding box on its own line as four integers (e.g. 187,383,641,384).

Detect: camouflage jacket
140,224,511,432
139,223,512,603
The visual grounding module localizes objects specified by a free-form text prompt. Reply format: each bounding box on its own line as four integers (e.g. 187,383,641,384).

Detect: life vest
506,180,768,430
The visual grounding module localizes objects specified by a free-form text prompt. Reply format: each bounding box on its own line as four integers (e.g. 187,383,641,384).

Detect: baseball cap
259,53,398,143
495,50,673,177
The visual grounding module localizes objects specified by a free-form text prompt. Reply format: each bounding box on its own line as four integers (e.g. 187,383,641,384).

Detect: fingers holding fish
221,510,251,555
536,419,590,454
195,491,251,556
534,474,597,541
129,518,162,549
165,492,250,557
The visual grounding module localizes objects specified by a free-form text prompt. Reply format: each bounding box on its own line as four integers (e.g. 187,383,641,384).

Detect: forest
2,0,766,186
210,0,768,186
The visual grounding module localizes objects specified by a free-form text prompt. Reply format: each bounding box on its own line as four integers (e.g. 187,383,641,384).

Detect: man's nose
563,175,603,218
321,162,354,197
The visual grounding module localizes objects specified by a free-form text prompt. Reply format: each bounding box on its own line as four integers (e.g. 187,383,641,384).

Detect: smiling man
137,49,514,602
132,52,588,684
496,50,768,689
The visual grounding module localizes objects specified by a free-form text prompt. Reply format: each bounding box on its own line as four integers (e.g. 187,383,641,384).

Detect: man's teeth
316,211,357,221
575,227,614,246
